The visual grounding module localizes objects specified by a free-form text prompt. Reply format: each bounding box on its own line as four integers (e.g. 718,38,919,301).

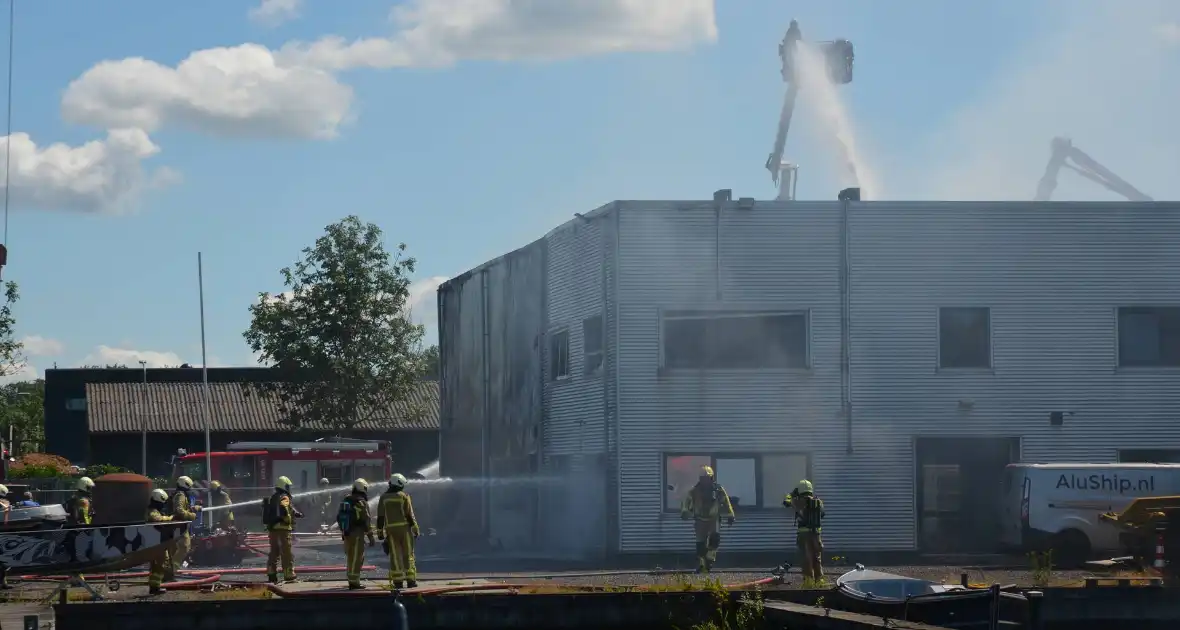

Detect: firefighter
339,478,377,589
680,465,735,574
376,473,420,589
209,481,234,530
265,475,303,584
146,489,174,596
164,475,201,581
319,477,333,532
63,476,95,526
783,479,826,582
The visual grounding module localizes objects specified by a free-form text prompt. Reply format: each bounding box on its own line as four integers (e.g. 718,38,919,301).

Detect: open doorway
915,437,1020,553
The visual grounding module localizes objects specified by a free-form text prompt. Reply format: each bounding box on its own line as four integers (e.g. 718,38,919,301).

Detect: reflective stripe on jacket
377,490,419,534
680,483,735,521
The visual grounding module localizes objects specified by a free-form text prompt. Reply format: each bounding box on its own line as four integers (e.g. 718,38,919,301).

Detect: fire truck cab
172,438,392,500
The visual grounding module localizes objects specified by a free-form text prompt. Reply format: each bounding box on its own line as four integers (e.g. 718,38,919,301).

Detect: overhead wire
2,0,13,248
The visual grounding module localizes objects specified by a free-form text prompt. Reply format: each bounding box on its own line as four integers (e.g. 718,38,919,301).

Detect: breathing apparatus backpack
261,492,281,527
336,495,355,533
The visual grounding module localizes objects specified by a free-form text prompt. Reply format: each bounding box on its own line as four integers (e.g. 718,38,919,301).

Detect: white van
1001,463,1180,563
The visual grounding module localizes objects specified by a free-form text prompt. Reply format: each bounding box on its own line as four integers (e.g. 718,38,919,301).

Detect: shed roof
84,381,439,433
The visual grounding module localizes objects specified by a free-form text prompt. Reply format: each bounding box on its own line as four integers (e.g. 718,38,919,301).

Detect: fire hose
265,575,782,599
17,565,377,582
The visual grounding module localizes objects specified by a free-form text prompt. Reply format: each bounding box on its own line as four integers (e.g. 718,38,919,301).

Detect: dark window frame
548,328,570,381
1117,306,1180,368
659,310,811,371
582,315,604,377
661,452,812,513
937,306,992,369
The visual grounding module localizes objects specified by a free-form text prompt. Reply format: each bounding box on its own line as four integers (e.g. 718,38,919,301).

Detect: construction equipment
1099,496,1180,578
765,19,855,201
1034,137,1153,202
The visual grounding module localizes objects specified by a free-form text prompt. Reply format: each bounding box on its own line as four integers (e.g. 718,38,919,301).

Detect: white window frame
936,306,993,370
657,309,812,371
582,315,604,377
548,328,570,381
661,451,812,512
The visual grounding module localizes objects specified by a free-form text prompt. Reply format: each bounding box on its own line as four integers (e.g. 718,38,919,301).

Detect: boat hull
0,521,190,575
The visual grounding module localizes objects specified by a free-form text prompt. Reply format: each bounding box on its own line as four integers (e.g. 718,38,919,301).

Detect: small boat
831,565,1029,629
0,505,69,532
0,519,190,576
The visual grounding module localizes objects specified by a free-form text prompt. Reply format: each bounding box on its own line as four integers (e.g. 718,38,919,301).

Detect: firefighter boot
406,580,418,588
149,587,167,596
392,580,404,590
267,573,278,584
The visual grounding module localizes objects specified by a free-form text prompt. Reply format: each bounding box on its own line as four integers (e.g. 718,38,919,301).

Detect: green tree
418,344,439,380
244,216,427,431
0,282,24,378
0,379,43,455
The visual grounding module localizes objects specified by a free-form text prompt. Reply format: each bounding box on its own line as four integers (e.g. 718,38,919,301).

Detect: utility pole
139,360,148,476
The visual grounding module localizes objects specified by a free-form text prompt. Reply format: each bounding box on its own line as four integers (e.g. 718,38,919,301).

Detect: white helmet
389,473,407,490
352,478,369,494
319,477,330,486
275,476,293,492
150,488,169,503
77,477,95,492
176,476,194,490
0,484,9,496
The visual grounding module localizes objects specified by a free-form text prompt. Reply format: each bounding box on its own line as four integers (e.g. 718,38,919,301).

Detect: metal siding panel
849,201,1180,549
541,218,608,558
615,202,847,553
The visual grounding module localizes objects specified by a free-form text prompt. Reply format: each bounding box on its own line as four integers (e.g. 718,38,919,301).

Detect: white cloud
20,335,64,356
249,0,302,27
1159,22,1180,45
280,0,718,70
63,2,714,140
0,362,38,384
1,128,173,213
82,345,186,368
883,0,1180,201
61,45,353,140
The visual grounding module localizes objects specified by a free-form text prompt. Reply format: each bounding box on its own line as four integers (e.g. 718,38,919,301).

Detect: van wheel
1050,529,1091,567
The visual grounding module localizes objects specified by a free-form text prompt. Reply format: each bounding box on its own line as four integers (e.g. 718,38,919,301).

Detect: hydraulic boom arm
1034,137,1153,202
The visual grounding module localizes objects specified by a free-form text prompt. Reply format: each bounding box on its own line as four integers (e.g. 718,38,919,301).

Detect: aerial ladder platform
1034,137,1153,202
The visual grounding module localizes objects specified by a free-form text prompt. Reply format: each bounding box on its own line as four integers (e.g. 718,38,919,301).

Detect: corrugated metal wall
613,199,1180,554
849,201,1180,550
538,215,611,559
438,240,545,551
614,201,844,553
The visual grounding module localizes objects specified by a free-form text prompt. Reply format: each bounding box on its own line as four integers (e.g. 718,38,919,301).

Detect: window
582,315,604,376
354,459,385,485
662,311,808,370
65,397,87,411
320,462,353,485
1118,307,1180,367
549,329,570,380
663,453,810,511
938,307,991,369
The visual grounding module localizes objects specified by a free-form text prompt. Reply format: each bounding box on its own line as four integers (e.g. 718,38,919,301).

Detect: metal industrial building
437,197,1180,560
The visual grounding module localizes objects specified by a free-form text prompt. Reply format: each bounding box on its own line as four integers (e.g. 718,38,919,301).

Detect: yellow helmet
796,479,814,494
150,488,169,503
210,480,222,491
0,484,9,497
389,473,408,490
276,476,293,492
77,477,95,492
176,476,194,490
700,465,715,478
352,478,370,494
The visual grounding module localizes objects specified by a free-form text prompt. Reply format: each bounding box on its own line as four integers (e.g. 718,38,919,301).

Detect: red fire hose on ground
17,565,376,582
264,575,782,599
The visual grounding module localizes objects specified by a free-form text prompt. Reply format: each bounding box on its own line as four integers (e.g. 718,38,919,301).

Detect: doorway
915,437,1020,553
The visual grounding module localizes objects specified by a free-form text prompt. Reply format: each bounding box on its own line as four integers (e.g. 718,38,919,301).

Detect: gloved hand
411,527,421,539
193,505,202,512
378,532,385,541
726,516,735,526
294,509,305,519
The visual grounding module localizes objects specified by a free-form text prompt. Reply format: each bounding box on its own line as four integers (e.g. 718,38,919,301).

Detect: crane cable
2,0,12,252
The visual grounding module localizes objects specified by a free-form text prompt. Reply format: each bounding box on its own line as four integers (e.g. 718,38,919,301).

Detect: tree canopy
244,216,427,431
0,282,24,378
0,379,44,455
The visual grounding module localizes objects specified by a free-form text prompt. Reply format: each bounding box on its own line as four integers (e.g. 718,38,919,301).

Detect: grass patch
1029,550,1053,588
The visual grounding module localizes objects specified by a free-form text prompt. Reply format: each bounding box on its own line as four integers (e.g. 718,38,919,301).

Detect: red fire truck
171,438,393,500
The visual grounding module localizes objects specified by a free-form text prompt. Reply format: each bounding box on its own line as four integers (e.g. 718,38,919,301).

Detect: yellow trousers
148,550,172,589
344,534,367,586
693,519,721,572
164,533,190,580
267,530,296,580
384,526,416,581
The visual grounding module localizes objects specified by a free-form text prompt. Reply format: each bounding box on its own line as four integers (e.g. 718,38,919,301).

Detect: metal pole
139,360,148,475
198,252,212,493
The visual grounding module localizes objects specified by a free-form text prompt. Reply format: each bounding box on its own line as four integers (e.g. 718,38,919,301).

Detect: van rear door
1000,466,1024,548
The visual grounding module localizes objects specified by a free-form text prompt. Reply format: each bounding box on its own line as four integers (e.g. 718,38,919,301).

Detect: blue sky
2,0,1177,378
